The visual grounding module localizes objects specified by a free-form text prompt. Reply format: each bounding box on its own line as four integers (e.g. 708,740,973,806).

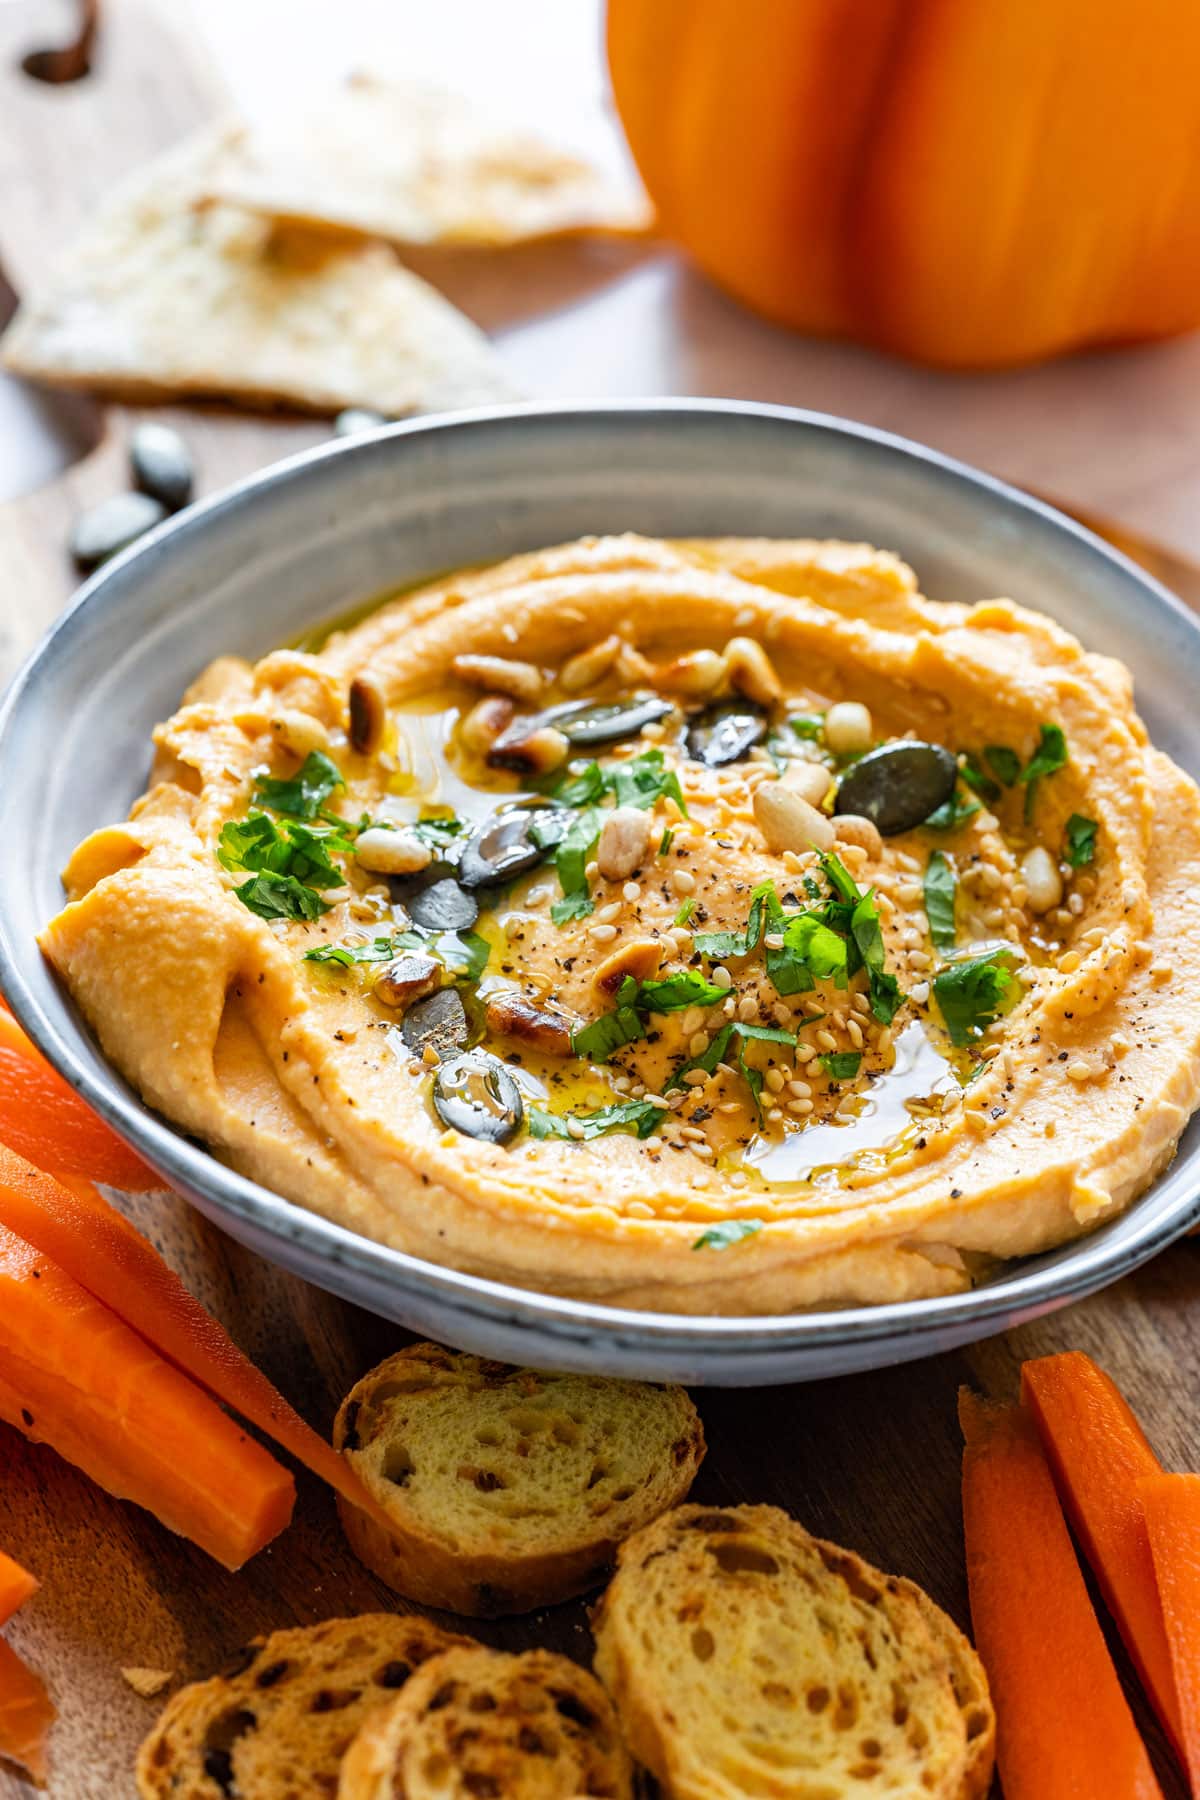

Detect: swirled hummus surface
41,534,1200,1313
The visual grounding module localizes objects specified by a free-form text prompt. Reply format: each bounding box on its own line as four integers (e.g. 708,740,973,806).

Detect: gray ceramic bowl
2,401,1199,1385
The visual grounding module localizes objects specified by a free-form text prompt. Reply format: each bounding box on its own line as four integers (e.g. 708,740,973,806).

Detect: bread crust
333,1343,705,1616
337,1645,634,1799
592,1504,996,1800
136,1613,472,1799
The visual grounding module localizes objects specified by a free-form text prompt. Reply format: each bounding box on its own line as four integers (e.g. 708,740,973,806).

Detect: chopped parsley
924,790,981,832
638,971,729,1013
528,1100,666,1141
959,754,1000,804
932,947,1022,1046
304,934,395,965
547,807,603,924
551,750,687,817
669,1019,797,1121
571,971,726,1064
544,751,689,922
607,750,688,814
787,713,825,741
1019,723,1068,822
305,926,489,982
408,814,464,851
957,725,1068,823
983,745,1021,786
923,851,957,952
819,1052,862,1080
218,811,354,920
254,750,345,821
1064,812,1098,868
693,1219,763,1251
690,857,902,1025
693,882,772,961
230,871,329,921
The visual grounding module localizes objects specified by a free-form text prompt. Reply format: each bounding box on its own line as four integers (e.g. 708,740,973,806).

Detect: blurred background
4,0,1200,560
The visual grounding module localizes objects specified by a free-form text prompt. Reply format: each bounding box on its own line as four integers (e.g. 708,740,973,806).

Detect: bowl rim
3,394,1199,1357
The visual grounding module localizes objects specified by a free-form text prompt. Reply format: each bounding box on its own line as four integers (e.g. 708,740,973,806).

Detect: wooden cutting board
1,7,1199,1796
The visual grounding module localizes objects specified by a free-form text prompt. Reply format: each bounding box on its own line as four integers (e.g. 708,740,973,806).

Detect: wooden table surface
3,6,1200,1796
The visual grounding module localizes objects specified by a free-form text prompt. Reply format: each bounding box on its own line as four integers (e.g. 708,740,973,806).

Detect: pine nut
653,648,727,696
824,701,873,754
560,635,622,693
1021,846,1063,914
724,636,783,706
269,709,330,758
754,782,835,853
452,653,544,702
783,761,833,808
834,813,884,859
348,674,386,755
596,807,652,881
460,693,515,753
354,827,432,876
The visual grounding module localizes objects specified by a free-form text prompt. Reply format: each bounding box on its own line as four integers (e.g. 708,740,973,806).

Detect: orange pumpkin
607,0,1200,369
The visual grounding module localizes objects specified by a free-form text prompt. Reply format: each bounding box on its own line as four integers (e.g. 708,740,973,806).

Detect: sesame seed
566,1115,587,1139
737,996,758,1022
910,980,931,1005
787,1079,812,1097
765,1068,786,1093
763,932,786,951
585,861,599,882
846,1017,864,1049
623,881,641,902
588,923,619,944
712,965,733,989
688,1031,710,1058
680,1007,705,1036
1067,892,1085,916
595,900,622,924
684,1069,710,1087
671,868,696,895
816,1029,838,1053
788,1098,814,1116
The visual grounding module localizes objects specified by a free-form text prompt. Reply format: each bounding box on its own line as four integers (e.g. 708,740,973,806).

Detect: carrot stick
0,1145,392,1534
1139,1474,1200,1795
1021,1350,1181,1758
0,1555,38,1631
0,1638,54,1787
0,1222,294,1569
960,1389,1163,1800
0,1004,158,1190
